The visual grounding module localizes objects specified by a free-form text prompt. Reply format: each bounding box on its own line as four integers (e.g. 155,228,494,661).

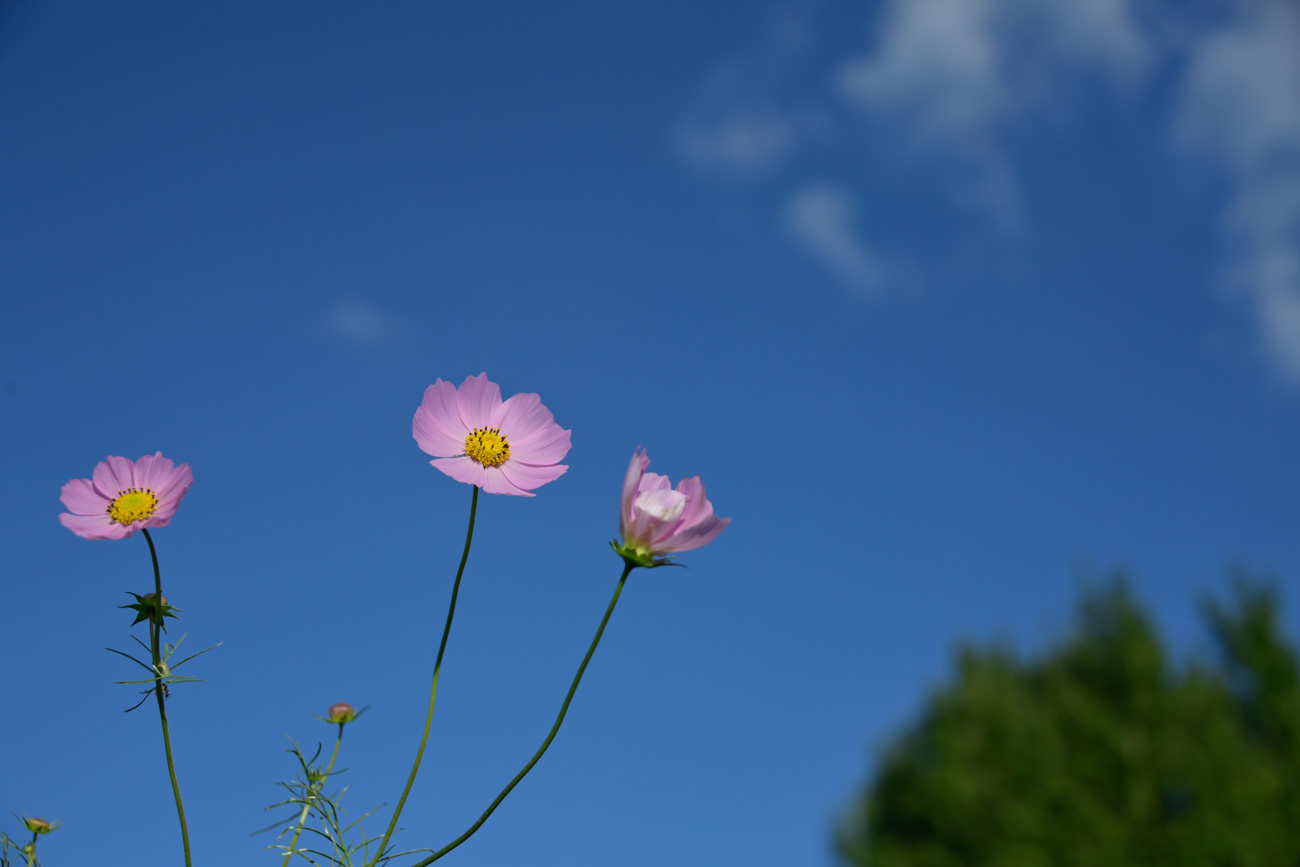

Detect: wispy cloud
676,111,801,174
837,0,1149,228
676,0,1300,384
1173,0,1300,380
783,183,881,292
325,299,405,348
673,6,820,175
675,0,1152,285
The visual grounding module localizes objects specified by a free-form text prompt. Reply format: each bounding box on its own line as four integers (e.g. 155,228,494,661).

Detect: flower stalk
411,561,635,866
143,528,193,867
370,484,480,864
279,719,347,867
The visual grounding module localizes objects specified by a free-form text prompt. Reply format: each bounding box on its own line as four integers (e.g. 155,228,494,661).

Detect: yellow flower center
464,426,511,467
107,488,159,525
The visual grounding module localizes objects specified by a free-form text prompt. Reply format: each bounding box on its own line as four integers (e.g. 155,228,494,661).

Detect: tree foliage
837,576,1300,867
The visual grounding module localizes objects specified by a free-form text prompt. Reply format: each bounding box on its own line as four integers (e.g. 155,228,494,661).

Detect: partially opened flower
613,448,729,568
413,372,571,496
59,453,193,540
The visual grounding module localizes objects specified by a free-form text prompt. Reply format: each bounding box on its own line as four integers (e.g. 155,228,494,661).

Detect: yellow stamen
107,488,159,525
464,426,510,467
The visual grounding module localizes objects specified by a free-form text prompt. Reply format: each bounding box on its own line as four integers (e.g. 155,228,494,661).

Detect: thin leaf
105,646,153,672
171,641,223,669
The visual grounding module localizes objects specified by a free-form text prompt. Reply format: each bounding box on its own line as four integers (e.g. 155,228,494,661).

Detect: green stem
24,832,36,867
280,726,345,866
142,528,192,867
412,562,635,866
371,485,480,864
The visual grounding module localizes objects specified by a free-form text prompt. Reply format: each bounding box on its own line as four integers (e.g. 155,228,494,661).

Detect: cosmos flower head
613,448,729,568
59,453,193,540
413,372,571,496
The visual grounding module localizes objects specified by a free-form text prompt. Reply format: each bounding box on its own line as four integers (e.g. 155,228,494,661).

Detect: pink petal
478,466,531,496
418,381,469,439
414,404,466,457
625,488,686,549
644,491,692,549
154,462,193,504
621,449,649,529
117,455,145,488
132,452,172,493
493,392,553,438
637,488,688,523
674,476,712,529
455,373,502,431
150,501,179,521
662,515,730,553
637,472,672,494
151,467,191,522
60,477,108,515
60,511,132,540
509,423,571,466
499,460,568,492
430,456,489,489
94,457,133,497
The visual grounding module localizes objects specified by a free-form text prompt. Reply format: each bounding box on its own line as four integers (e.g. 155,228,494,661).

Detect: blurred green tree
837,576,1300,867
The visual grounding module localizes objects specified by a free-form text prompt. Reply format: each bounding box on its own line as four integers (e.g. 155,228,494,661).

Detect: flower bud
328,702,356,724
22,816,54,834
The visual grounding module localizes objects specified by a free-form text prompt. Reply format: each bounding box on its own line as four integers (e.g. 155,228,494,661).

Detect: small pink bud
328,702,356,724
143,592,168,605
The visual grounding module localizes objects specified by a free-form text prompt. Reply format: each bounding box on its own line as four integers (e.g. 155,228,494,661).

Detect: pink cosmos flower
413,372,571,496
59,452,194,540
614,448,729,567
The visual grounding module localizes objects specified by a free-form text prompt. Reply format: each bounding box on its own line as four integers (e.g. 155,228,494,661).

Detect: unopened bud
22,816,54,834
328,702,356,724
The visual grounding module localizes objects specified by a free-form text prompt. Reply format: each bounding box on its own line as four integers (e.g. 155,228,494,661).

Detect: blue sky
2,1,1299,865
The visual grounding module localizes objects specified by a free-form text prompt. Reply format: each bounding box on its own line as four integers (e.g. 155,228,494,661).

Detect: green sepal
313,704,370,726
120,591,182,630
609,539,682,570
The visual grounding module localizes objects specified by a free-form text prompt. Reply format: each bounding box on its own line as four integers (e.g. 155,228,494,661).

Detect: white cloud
838,0,1008,137
837,0,1151,228
676,112,800,174
674,0,1300,383
1174,0,1300,381
676,0,1154,294
673,6,817,174
1046,0,1149,78
326,299,404,347
784,183,882,292
1175,3,1300,174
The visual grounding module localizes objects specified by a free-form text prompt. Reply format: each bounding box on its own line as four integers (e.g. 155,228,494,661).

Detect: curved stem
371,485,480,864
412,562,635,866
142,529,192,867
280,726,346,866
